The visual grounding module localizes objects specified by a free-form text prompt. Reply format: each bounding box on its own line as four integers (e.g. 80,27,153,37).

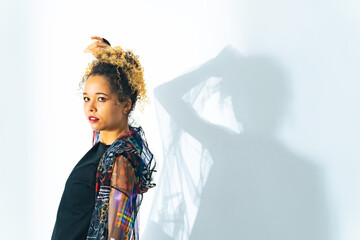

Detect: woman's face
83,75,129,132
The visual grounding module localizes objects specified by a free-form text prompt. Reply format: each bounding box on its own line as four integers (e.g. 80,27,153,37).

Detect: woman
51,36,156,240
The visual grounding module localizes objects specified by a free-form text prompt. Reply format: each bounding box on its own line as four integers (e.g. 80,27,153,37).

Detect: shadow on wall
142,45,332,240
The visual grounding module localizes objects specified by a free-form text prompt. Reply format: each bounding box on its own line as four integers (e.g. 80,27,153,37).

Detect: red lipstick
88,116,99,123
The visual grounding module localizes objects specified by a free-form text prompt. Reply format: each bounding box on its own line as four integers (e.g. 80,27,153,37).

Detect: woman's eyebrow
83,92,111,97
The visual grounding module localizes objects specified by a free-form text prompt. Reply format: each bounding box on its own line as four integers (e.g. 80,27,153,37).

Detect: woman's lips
88,116,99,122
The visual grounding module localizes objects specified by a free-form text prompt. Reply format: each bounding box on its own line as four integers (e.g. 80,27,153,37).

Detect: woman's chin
89,122,102,131
91,126,102,131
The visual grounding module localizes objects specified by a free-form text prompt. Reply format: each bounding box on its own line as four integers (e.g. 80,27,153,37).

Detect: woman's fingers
90,36,104,42
91,36,111,46
84,40,111,53
84,42,98,53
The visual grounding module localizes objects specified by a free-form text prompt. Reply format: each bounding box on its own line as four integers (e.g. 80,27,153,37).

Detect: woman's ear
123,99,132,114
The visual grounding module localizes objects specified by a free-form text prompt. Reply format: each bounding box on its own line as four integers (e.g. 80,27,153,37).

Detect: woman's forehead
84,75,112,94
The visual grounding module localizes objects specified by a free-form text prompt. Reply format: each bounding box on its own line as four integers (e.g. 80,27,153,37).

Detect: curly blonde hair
79,45,149,113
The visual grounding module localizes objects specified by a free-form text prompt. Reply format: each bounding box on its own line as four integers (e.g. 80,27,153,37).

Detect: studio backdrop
1,0,359,239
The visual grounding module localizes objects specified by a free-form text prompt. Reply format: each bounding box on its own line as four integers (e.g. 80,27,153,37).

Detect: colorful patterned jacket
86,125,156,240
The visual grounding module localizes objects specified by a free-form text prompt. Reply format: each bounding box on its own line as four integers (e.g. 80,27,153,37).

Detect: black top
51,141,111,240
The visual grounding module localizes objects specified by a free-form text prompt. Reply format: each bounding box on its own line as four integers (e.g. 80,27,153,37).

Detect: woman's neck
99,124,130,145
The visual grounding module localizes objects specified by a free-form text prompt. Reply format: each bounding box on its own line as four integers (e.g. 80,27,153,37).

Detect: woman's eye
98,97,106,102
83,97,89,102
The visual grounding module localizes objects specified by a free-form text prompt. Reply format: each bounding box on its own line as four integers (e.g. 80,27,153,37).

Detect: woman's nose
88,101,97,112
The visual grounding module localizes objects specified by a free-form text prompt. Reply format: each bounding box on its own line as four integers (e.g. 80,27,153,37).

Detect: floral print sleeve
108,155,138,240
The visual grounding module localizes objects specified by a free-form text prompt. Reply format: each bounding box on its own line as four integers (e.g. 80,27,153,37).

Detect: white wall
1,0,359,239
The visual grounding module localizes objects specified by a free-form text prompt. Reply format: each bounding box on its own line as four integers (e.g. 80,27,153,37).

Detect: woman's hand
84,36,111,54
